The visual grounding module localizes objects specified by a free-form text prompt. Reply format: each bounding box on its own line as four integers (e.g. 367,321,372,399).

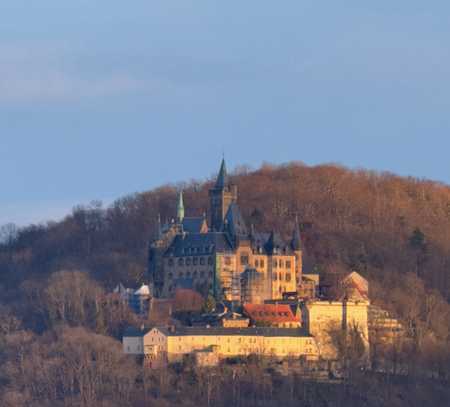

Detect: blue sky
1,1,450,225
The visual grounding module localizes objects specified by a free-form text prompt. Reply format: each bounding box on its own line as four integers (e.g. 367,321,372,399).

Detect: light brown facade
302,300,370,359
143,327,319,366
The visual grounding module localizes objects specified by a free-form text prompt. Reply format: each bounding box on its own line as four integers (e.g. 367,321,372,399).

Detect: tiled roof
243,303,299,323
155,326,310,337
342,271,369,300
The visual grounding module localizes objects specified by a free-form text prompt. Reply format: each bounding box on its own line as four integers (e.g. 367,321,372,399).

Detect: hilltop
1,161,450,406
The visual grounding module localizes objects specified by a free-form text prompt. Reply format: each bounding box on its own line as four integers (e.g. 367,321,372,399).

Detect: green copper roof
177,190,185,222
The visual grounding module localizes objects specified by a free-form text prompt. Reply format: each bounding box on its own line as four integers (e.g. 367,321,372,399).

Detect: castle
148,159,303,303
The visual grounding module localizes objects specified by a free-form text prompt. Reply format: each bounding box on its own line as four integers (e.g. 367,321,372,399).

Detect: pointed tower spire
291,214,302,251
215,158,228,189
157,213,162,239
177,190,185,223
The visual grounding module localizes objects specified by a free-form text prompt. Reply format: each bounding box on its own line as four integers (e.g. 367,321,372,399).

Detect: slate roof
164,232,234,257
123,327,150,337
155,326,310,337
224,203,248,236
215,158,228,189
291,221,302,251
182,217,206,234
264,231,293,255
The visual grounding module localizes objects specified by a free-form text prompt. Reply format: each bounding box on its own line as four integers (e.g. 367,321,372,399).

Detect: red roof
243,303,299,323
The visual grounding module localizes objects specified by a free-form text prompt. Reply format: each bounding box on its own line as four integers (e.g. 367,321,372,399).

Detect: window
240,255,249,265
255,259,259,268
186,258,191,266
279,273,284,281
168,273,173,279
200,270,205,278
179,272,184,278
193,257,198,265
209,270,213,278
208,257,213,265
286,260,291,268
260,259,265,268
273,273,278,281
286,273,291,282
224,256,231,265
178,258,184,266
273,259,277,268
200,257,205,265
168,259,174,267
279,260,284,268
193,270,198,278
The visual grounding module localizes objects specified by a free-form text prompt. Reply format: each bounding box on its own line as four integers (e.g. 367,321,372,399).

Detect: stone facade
148,159,303,303
302,300,370,359
142,326,319,366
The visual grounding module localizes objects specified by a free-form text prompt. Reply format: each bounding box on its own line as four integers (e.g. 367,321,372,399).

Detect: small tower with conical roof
209,158,238,231
177,190,185,223
291,215,303,287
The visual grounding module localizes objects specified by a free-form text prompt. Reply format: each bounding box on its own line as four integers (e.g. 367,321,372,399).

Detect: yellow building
302,299,370,359
142,326,319,366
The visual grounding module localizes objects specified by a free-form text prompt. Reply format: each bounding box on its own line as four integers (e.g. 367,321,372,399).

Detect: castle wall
303,300,370,359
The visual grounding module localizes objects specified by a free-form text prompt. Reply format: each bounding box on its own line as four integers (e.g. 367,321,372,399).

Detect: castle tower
209,159,237,231
291,216,303,287
177,190,185,223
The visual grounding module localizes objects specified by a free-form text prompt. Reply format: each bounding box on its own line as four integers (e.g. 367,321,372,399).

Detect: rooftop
155,326,310,337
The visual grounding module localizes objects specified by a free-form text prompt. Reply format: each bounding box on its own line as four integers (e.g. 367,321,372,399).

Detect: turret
209,159,238,231
177,190,185,223
291,215,303,286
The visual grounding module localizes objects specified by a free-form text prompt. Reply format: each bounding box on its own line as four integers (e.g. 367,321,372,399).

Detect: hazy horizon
2,1,450,226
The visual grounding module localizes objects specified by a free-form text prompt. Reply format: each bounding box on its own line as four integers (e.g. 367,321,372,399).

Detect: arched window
186,258,191,266
193,257,198,265
178,258,184,266
168,258,174,267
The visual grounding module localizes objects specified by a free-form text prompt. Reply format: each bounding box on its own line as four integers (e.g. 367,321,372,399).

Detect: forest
1,161,450,406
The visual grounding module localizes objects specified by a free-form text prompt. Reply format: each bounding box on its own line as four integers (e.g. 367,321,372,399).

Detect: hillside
1,162,450,334
2,162,450,286
1,161,450,406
